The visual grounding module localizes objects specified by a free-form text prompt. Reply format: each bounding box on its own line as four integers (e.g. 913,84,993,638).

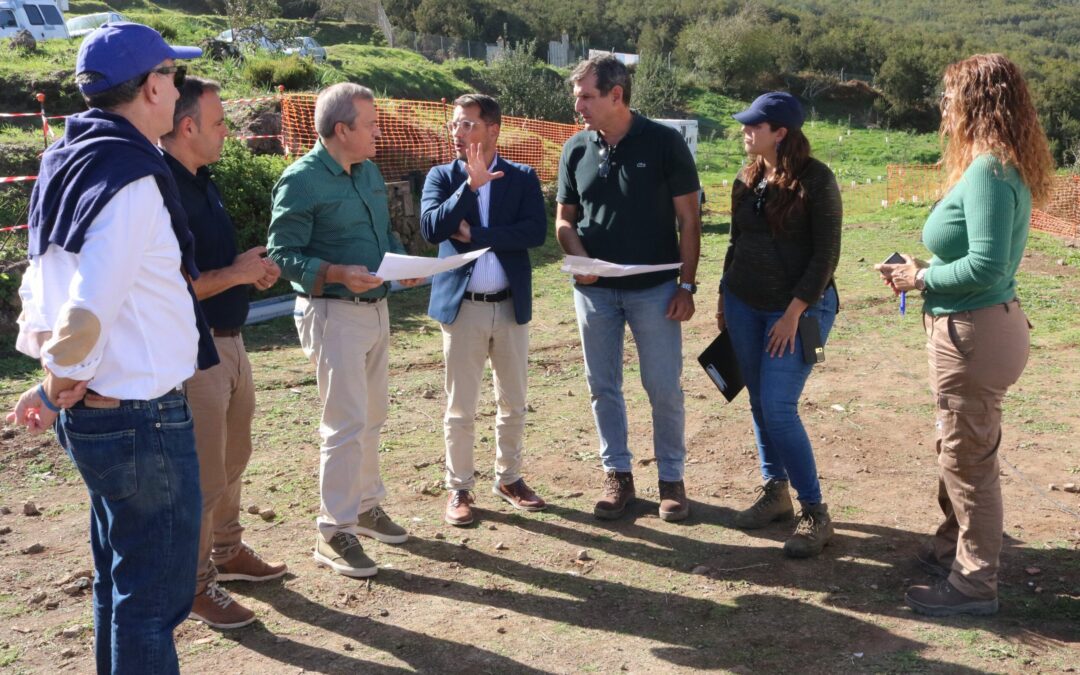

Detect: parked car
0,0,69,41
283,36,326,62
65,10,125,38
216,26,282,55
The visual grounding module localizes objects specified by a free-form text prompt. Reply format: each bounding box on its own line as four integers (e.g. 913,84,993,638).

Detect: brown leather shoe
493,478,547,512
445,490,475,526
188,582,256,629
905,579,998,617
594,470,635,520
216,543,288,582
658,480,690,522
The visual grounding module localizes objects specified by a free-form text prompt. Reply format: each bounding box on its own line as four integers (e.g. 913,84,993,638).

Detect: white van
0,0,70,41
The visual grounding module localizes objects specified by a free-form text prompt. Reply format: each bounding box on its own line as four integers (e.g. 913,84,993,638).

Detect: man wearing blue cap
8,22,210,674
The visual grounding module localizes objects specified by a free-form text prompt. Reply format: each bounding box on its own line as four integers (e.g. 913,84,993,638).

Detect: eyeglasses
446,119,481,133
141,64,187,89
753,178,768,215
598,143,612,179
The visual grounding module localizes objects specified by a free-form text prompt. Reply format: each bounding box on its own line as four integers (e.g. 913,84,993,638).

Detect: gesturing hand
464,142,504,191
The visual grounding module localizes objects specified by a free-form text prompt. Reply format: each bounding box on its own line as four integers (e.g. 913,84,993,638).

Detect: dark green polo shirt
557,113,700,289
267,140,405,300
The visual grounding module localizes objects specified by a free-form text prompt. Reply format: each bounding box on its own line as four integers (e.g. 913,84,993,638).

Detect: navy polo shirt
164,152,249,330
557,112,700,290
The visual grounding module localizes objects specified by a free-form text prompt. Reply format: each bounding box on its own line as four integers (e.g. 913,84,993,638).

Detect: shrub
244,55,319,91
632,54,684,119
210,139,290,254
487,40,574,123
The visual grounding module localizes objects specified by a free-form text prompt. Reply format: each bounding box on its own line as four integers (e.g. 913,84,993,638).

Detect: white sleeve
40,176,161,380
15,258,49,359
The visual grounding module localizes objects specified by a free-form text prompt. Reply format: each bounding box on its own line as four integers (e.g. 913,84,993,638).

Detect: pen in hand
899,291,906,315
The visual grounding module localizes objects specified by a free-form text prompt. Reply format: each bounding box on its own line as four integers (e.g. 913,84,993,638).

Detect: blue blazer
420,156,546,325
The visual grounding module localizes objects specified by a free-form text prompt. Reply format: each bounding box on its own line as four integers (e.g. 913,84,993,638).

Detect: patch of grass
0,644,20,667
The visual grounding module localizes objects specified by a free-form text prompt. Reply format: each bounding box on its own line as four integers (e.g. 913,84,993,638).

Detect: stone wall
386,180,432,255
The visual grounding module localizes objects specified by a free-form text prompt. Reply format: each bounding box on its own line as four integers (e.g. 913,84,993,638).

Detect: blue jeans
573,282,686,481
56,390,201,675
723,286,838,505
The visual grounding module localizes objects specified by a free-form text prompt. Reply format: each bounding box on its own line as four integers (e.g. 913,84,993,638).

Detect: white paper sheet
560,255,683,278
374,248,490,281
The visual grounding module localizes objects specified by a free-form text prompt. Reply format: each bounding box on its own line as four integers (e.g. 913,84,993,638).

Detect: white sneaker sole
216,568,288,583
187,611,257,630
312,550,377,577
355,526,409,545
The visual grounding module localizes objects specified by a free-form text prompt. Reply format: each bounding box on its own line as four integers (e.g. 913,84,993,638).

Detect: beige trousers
295,297,390,542
185,333,255,594
441,298,529,490
924,299,1030,599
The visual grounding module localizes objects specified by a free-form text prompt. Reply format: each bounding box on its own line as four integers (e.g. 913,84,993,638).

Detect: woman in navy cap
717,91,842,557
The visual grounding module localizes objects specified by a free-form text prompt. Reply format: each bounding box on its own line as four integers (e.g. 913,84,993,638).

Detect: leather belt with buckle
463,289,511,302
212,328,242,338
298,292,381,304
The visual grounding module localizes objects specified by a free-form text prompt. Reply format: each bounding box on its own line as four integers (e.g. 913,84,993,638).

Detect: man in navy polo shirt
161,76,286,630
556,54,701,523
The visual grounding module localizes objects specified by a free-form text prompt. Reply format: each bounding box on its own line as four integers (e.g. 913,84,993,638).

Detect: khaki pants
441,298,529,490
185,333,255,595
924,300,1029,599
295,297,390,542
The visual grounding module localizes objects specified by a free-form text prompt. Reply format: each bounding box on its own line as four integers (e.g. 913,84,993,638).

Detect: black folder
697,331,745,402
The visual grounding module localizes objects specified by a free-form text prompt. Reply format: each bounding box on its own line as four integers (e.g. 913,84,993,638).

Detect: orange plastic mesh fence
281,94,580,183
887,165,1080,238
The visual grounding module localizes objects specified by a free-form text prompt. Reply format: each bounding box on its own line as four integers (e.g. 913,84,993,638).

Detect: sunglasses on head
141,64,187,89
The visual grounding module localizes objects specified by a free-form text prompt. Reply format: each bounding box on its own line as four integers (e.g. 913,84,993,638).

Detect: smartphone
882,252,905,265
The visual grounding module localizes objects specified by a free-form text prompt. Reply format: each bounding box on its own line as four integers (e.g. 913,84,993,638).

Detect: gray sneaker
313,532,378,578
783,502,834,558
356,505,409,544
734,478,795,529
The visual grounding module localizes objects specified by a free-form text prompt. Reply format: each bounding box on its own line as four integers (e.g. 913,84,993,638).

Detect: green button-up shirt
267,140,405,300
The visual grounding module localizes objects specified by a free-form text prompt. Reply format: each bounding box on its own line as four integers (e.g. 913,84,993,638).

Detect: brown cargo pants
924,299,1030,600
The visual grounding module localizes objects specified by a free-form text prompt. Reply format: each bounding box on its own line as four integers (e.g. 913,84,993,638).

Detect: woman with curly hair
719,92,842,558
877,53,1054,617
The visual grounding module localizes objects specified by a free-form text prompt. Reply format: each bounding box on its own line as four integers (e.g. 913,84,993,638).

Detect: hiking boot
356,505,409,544
493,478,547,512
915,547,951,579
216,542,288,582
658,479,690,522
734,478,795,529
313,532,378,578
905,579,998,617
445,490,475,526
783,502,834,558
188,581,256,629
594,471,635,520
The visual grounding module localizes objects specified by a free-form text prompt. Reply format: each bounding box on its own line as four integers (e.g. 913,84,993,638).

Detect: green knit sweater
921,154,1032,316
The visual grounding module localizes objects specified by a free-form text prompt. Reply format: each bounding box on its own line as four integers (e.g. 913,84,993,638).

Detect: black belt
212,328,242,338
298,292,382,304
463,289,511,302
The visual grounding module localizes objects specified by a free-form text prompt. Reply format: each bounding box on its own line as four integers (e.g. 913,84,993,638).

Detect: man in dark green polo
556,54,701,523
267,82,421,578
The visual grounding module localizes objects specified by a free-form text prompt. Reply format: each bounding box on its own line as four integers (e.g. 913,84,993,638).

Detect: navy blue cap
732,92,805,130
77,22,202,95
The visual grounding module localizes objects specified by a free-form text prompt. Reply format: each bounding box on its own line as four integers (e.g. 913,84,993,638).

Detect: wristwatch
914,268,927,291
679,282,697,294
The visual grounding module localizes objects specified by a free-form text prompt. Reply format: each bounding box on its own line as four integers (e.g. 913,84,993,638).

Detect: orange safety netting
281,94,580,183
887,164,1080,238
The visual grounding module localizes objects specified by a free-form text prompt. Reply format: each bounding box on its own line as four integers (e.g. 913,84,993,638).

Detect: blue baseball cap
77,22,202,95
732,92,805,130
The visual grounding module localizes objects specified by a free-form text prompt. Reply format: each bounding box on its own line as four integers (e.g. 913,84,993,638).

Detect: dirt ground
1,219,1078,673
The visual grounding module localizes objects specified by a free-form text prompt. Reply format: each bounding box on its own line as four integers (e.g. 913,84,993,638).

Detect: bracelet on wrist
37,383,61,413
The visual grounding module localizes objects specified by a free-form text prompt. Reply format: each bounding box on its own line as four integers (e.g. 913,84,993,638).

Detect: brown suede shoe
493,478,547,512
445,490,475,526
216,543,288,583
594,470,635,520
905,579,998,617
658,480,690,522
188,582,256,629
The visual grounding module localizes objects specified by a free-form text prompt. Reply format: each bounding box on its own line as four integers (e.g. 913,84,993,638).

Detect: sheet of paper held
374,248,490,281
560,255,683,278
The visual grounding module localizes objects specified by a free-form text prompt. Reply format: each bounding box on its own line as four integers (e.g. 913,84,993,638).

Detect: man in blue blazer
420,93,548,527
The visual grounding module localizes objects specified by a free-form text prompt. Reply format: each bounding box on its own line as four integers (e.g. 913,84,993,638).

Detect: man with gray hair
268,83,421,578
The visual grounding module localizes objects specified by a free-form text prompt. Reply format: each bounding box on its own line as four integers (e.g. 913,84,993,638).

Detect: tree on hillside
677,3,779,94
632,54,684,119
413,0,479,38
488,40,574,122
